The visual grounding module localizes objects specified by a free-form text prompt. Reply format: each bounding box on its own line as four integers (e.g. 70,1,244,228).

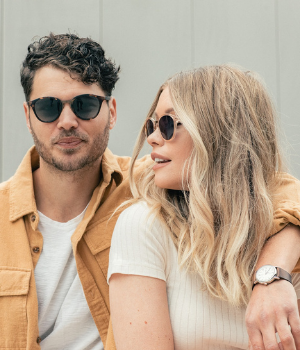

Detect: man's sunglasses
27,94,111,123
144,115,181,141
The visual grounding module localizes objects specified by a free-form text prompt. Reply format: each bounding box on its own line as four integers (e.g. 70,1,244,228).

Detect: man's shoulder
0,147,36,195
276,172,300,193
112,154,131,173
0,179,12,223
273,171,300,205
112,153,151,172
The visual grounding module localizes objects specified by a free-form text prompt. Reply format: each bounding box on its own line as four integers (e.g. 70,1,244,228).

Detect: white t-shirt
108,202,300,350
35,209,103,350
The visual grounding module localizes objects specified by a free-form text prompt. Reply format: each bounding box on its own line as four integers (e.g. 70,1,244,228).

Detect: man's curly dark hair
20,33,120,101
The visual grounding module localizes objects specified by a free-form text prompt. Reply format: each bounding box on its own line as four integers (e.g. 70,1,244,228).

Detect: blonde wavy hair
128,65,283,306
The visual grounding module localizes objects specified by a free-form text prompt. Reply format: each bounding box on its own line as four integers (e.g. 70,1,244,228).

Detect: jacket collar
101,148,123,186
8,146,123,222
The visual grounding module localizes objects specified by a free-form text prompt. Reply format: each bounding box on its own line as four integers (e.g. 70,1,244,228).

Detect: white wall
1,0,300,181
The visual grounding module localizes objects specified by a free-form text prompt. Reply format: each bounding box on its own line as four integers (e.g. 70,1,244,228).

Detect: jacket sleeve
272,173,300,272
272,173,300,235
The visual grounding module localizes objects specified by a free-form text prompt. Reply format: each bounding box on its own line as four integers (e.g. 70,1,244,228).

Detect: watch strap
276,266,292,284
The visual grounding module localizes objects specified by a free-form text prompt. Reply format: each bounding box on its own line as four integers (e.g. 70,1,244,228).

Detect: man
0,33,148,350
0,32,300,350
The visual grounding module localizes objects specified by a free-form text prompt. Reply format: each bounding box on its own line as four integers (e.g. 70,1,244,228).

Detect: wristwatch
252,265,292,289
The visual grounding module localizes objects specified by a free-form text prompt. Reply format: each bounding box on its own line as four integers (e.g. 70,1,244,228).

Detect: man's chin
37,146,103,173
54,145,83,154
49,156,100,172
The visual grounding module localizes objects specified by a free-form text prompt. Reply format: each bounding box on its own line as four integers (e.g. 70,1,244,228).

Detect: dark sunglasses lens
34,98,62,122
145,119,154,137
159,115,174,140
72,95,101,120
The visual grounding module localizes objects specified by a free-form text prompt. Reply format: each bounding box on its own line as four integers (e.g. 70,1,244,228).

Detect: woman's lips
151,152,170,162
152,159,171,171
151,153,171,170
154,157,170,163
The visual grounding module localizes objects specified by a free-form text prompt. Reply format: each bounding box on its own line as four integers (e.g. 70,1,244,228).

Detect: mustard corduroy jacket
0,146,300,349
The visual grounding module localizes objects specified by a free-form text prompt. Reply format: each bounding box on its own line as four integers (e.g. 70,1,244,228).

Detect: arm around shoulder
272,173,300,236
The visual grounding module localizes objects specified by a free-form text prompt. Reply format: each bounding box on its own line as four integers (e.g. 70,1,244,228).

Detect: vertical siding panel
1,1,300,180
190,0,195,68
274,0,281,112
102,0,193,158
193,0,277,97
99,0,103,45
277,0,300,178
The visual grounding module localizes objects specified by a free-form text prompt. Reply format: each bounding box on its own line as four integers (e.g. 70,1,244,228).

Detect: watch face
256,265,277,283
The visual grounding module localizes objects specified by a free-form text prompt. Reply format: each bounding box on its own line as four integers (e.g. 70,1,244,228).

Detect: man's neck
33,158,102,223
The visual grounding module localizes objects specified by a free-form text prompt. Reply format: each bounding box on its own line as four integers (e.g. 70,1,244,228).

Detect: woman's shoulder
113,201,167,244
117,201,155,226
109,201,170,283
119,200,151,215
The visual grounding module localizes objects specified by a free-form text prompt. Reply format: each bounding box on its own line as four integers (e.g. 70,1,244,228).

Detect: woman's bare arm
109,273,174,350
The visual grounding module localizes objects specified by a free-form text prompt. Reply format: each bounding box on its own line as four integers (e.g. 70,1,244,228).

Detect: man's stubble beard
30,118,110,173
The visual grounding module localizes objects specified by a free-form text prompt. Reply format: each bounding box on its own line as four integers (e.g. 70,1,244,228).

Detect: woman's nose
147,125,164,146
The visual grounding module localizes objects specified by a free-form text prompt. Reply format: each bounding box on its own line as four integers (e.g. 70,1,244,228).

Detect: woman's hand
246,224,300,350
109,273,174,350
246,281,300,349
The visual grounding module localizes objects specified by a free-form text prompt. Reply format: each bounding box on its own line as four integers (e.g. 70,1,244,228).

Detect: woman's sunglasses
27,94,111,123
144,114,181,141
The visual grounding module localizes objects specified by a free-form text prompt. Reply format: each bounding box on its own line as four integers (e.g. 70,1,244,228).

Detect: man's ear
23,101,32,134
108,97,117,130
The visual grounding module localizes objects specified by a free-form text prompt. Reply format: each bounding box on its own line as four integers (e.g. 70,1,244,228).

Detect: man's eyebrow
154,108,175,117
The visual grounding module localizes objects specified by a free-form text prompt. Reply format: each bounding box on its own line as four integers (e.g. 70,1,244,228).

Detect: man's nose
56,103,79,130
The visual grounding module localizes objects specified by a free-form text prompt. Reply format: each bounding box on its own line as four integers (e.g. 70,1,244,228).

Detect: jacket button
31,214,36,222
33,247,40,253
37,336,42,343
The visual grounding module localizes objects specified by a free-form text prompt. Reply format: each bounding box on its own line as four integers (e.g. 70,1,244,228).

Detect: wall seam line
100,0,103,44
190,0,195,68
275,0,281,113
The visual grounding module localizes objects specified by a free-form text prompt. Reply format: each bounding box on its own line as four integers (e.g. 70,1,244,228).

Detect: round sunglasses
144,114,181,141
27,94,111,123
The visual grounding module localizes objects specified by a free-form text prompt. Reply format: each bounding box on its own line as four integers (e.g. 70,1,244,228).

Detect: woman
108,65,300,349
